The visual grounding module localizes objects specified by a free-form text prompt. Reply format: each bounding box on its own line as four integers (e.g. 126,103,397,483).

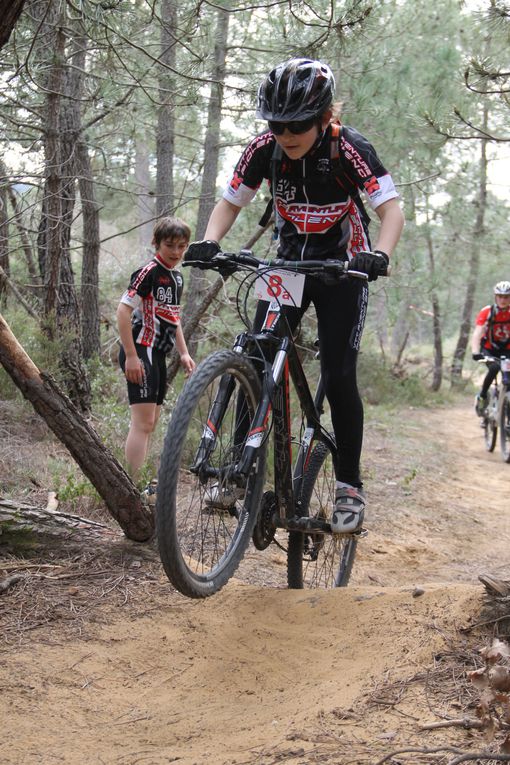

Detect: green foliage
358,349,454,408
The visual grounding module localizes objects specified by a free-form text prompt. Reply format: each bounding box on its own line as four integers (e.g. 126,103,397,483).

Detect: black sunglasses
268,117,317,135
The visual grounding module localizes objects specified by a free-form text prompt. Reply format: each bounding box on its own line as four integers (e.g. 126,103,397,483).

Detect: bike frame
198,296,335,529
484,355,510,423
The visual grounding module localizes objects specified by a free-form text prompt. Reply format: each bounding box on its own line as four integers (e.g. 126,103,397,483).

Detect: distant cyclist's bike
156,249,381,598
479,355,510,462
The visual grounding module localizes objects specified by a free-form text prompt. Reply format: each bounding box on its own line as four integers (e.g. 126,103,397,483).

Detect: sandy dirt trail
2,401,510,765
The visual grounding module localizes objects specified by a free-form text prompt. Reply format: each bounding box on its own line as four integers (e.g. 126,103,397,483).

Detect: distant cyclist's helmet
494,281,510,296
256,58,335,122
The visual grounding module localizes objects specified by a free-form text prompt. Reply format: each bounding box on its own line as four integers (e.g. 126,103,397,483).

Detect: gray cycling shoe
331,485,365,533
475,393,488,417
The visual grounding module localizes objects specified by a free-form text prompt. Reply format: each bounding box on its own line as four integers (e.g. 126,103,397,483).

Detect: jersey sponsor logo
141,295,155,346
275,199,350,233
230,171,242,191
156,304,180,324
131,260,157,290
363,176,380,195
317,158,331,174
341,137,372,179
234,132,273,187
275,179,296,203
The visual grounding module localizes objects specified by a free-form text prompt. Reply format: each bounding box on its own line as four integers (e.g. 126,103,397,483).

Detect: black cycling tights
252,276,368,487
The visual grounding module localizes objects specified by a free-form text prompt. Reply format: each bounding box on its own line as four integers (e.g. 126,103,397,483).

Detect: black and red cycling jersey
119,253,183,353
223,123,399,261
476,304,510,352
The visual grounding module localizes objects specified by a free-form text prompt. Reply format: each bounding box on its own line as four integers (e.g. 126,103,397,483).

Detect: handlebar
184,248,390,280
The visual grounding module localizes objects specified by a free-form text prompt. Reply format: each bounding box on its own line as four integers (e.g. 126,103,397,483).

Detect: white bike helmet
256,58,335,122
494,281,510,295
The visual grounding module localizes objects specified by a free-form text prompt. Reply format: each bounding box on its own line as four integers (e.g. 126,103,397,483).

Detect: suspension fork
236,337,292,479
190,333,251,477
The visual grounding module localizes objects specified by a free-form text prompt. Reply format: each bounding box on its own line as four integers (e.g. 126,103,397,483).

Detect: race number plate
501,358,510,373
254,268,305,308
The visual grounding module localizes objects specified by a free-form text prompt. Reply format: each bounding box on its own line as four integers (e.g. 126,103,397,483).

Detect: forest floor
1,397,510,764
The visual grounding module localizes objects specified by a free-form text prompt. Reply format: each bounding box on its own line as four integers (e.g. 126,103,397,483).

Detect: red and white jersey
120,254,183,353
476,304,510,351
222,124,399,261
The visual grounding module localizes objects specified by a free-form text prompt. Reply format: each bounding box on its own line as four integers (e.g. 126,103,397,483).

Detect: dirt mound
2,399,510,764
1,582,483,765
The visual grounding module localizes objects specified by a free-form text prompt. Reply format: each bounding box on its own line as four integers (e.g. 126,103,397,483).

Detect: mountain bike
156,249,378,598
479,355,510,462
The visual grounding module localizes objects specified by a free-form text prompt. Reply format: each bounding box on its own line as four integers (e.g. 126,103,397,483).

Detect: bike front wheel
287,441,358,588
500,392,510,463
156,350,265,598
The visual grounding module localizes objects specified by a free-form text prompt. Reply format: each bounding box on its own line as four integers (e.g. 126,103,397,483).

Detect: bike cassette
252,490,277,550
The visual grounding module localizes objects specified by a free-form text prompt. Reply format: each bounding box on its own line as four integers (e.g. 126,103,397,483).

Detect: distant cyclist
185,58,404,533
472,280,510,415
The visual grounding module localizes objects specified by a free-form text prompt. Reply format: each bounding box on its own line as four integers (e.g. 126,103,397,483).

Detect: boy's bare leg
125,402,158,481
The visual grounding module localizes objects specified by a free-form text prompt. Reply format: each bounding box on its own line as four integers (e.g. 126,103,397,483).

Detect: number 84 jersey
120,253,184,353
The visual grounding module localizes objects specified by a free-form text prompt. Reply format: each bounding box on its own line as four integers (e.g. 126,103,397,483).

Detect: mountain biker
117,216,195,482
185,58,404,533
472,280,510,415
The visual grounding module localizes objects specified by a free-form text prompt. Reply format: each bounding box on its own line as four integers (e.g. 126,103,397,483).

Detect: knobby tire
287,441,358,588
156,351,265,598
484,390,497,452
500,392,510,463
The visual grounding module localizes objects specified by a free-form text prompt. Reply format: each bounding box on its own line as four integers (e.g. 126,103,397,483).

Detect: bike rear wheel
287,441,358,588
500,392,510,463
484,417,497,452
484,391,497,452
156,350,265,598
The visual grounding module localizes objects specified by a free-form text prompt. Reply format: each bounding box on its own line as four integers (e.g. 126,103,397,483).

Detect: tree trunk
0,159,41,287
155,0,176,217
450,107,488,387
78,139,101,359
0,498,117,550
41,12,65,319
185,7,230,343
0,313,154,542
135,136,154,259
0,180,8,301
0,0,26,49
424,213,443,391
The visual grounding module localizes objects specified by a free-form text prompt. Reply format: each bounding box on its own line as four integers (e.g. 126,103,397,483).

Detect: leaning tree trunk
0,313,154,542
450,109,488,387
0,0,26,49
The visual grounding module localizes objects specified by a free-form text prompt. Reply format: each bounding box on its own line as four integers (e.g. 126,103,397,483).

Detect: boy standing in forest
472,280,510,415
117,216,195,483
185,58,404,534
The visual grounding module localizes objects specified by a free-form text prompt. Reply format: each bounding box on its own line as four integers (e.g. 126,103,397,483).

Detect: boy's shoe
204,482,244,511
141,480,158,507
475,393,488,417
331,485,365,533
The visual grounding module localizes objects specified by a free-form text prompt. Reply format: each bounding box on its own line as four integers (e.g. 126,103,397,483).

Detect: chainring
252,490,277,550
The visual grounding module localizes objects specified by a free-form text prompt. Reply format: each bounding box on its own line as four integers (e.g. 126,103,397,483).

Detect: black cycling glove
472,352,485,361
349,250,389,281
184,240,237,278
184,240,221,267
